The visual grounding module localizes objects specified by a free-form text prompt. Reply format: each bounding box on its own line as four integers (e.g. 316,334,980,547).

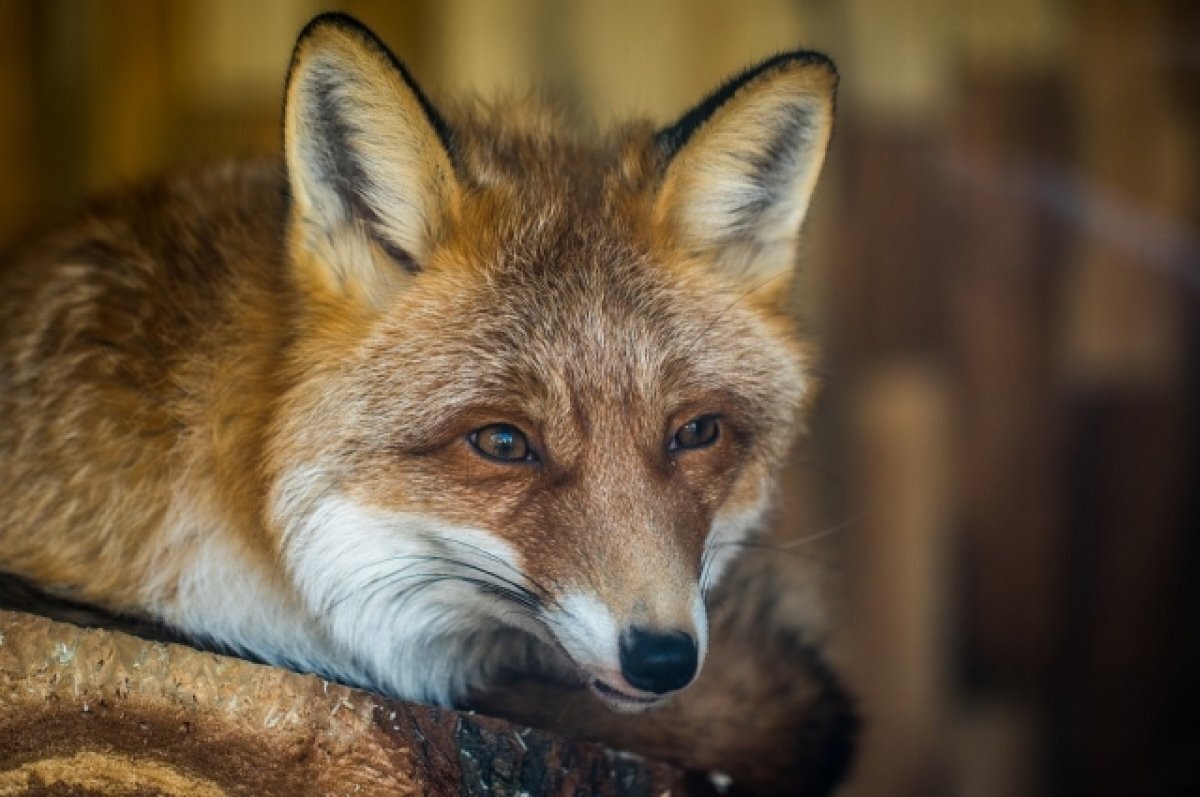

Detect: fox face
0,12,836,717
265,15,836,710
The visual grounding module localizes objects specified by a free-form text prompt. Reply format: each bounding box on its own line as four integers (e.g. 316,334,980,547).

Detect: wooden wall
1,2,1197,795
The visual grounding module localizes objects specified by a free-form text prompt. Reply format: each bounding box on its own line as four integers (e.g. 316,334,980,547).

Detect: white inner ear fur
284,30,457,282
658,77,833,287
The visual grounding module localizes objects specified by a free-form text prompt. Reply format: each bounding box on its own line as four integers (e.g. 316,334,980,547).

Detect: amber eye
469,423,536,463
669,415,720,452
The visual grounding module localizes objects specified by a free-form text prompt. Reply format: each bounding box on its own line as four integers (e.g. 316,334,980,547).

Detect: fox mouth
529,633,663,711
589,679,664,712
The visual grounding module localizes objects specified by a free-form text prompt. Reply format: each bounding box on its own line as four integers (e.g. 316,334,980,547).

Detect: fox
0,12,854,795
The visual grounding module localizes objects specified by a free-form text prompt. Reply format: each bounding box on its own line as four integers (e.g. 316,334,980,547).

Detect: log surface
0,610,693,796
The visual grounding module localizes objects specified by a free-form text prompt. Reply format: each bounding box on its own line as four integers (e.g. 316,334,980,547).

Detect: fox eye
469,423,536,463
669,415,720,452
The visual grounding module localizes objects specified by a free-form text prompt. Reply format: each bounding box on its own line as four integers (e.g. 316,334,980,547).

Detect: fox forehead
312,116,800,445
353,234,806,458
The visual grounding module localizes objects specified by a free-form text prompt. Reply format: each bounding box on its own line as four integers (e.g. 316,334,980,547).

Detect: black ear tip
284,12,456,181
730,49,840,102
779,49,839,80
295,12,378,47
288,13,382,85
292,12,399,70
656,48,838,160
745,49,840,101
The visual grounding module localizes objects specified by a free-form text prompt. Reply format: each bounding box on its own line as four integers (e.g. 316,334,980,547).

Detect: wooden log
0,609,694,797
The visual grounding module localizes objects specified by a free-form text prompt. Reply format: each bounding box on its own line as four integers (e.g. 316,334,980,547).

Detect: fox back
0,13,835,721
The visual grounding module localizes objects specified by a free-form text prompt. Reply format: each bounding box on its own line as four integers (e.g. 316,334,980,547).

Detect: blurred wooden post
838,365,953,797
0,2,35,246
1055,2,1198,795
944,67,1072,699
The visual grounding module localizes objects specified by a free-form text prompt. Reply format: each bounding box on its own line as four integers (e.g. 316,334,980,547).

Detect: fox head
268,14,835,710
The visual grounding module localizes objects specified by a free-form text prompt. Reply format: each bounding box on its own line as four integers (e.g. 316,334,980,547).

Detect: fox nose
619,628,699,694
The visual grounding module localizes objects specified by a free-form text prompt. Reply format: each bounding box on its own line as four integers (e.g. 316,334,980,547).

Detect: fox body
0,13,848,789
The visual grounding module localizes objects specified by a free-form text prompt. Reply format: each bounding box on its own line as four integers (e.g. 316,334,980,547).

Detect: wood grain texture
0,609,694,797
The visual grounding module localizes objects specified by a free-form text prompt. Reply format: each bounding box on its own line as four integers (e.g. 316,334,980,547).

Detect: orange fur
0,13,851,794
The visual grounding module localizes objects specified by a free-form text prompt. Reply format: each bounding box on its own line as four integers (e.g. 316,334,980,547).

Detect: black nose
619,628,698,695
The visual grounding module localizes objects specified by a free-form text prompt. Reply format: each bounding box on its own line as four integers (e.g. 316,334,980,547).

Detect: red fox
0,13,853,794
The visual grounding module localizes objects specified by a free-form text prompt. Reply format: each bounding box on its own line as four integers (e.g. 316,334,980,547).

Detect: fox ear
654,53,836,302
284,14,458,303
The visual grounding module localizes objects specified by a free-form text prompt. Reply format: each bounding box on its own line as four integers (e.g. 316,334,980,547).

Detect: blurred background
0,1,1196,795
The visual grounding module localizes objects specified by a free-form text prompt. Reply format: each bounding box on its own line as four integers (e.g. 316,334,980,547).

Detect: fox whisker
698,515,862,595
330,552,550,622
714,514,863,555
434,537,564,612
